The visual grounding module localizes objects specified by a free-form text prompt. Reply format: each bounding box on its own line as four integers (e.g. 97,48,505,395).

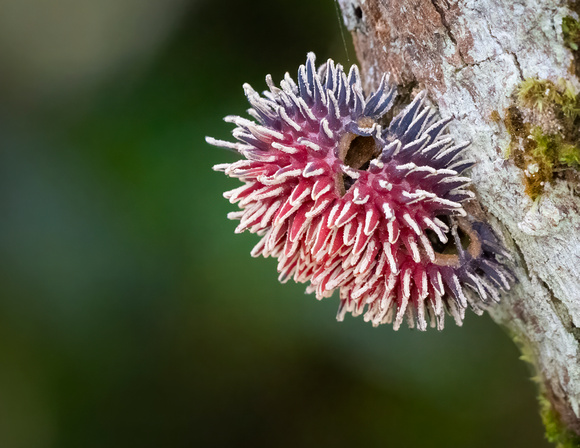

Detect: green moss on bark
562,16,580,51
512,335,580,447
504,78,580,199
540,394,580,448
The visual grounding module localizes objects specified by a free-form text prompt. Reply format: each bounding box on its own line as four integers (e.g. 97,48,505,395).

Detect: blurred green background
0,0,550,447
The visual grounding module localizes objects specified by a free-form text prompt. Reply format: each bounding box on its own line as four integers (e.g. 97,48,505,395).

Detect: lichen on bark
338,0,580,442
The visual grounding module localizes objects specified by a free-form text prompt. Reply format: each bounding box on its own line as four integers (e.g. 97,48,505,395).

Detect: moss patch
532,127,580,169
562,13,580,74
512,335,580,447
539,394,580,448
505,78,580,199
517,78,580,119
562,16,580,51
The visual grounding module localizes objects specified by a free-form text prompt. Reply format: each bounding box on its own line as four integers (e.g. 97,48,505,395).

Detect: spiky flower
208,52,513,330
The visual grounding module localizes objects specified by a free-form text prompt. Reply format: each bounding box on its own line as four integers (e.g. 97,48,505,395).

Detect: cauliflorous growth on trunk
208,53,513,330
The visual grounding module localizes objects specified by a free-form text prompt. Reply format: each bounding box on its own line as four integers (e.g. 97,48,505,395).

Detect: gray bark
338,0,580,438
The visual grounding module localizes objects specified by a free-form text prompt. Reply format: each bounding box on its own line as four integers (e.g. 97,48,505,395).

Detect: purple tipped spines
208,52,513,330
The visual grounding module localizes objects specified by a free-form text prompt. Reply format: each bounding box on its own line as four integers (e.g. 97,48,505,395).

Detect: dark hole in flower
457,226,472,251
336,132,381,196
345,136,380,170
343,175,356,192
474,266,486,278
427,216,471,256
425,228,447,253
340,135,381,193
354,6,363,19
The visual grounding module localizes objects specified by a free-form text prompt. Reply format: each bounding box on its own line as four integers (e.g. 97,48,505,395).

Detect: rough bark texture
338,0,580,440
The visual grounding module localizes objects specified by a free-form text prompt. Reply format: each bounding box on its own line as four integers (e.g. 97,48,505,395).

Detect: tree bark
337,0,580,441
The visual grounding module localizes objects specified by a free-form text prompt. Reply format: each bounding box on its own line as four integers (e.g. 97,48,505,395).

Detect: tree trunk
337,0,580,442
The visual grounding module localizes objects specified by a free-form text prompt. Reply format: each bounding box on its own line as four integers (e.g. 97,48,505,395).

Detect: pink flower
209,53,512,330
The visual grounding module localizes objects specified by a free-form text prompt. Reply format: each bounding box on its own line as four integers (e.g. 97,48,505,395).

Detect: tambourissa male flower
208,52,513,330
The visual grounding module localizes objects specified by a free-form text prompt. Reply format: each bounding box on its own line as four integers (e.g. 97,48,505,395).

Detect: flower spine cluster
209,53,513,330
